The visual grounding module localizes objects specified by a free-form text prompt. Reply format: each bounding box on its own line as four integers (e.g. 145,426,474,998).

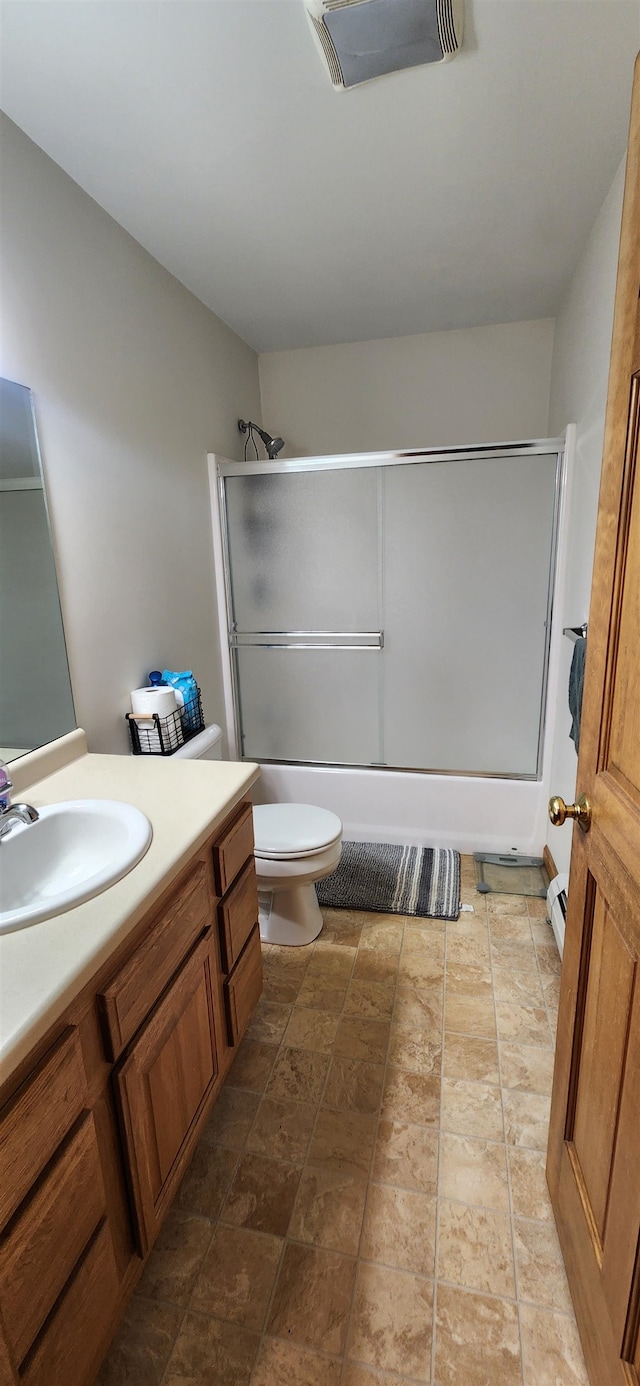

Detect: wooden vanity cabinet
0,797,261,1386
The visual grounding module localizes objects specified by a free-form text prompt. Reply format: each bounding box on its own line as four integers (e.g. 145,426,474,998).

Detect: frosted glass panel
382,454,557,775
236,648,380,764
226,469,379,630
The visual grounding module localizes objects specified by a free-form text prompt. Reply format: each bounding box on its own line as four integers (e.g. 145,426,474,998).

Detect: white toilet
253,803,343,946
171,727,342,946
171,723,224,760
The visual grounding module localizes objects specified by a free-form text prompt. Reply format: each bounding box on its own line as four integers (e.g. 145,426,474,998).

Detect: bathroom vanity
0,735,262,1386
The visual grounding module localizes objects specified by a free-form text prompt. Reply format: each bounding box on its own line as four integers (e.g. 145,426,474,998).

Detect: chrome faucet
0,774,40,841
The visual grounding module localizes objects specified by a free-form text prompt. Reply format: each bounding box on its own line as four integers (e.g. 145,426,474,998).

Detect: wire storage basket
126,686,205,756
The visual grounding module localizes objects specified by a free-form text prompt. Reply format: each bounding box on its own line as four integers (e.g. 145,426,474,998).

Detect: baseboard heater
546,873,568,958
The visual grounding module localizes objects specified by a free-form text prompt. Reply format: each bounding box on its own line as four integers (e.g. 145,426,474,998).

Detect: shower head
238,419,285,460
260,428,285,458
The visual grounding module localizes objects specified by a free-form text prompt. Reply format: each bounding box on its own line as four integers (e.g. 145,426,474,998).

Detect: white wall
258,318,555,456
545,159,626,877
0,115,261,754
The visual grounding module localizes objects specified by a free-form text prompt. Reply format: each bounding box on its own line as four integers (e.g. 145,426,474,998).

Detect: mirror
0,377,76,761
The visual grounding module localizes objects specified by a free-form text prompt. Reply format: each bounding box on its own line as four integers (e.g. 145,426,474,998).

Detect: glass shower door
381,452,558,775
224,467,383,764
219,442,561,778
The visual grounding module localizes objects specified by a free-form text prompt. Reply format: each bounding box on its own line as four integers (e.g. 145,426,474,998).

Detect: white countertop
0,749,259,1085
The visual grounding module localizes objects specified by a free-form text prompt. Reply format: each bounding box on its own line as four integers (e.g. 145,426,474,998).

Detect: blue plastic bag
162,670,200,731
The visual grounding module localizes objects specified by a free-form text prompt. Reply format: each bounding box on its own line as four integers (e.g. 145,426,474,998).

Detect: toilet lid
253,803,342,859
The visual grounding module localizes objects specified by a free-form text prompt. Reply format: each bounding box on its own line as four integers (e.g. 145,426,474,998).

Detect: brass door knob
548,793,592,832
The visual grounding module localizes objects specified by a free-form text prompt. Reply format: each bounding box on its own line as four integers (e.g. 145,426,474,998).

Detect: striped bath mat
317,841,460,921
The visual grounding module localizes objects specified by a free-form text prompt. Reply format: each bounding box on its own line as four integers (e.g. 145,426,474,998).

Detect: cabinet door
114,932,219,1253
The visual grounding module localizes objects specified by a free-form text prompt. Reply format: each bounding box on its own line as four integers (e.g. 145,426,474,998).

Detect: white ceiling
1,1,638,352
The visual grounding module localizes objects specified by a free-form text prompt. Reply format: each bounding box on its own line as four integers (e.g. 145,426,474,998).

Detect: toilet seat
253,802,343,947
253,803,342,860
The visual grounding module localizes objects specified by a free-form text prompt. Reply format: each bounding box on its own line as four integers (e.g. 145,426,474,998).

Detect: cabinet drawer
21,1220,119,1386
0,1029,86,1230
0,1113,107,1366
224,926,263,1046
218,859,259,974
115,931,219,1253
99,860,214,1060
212,803,254,896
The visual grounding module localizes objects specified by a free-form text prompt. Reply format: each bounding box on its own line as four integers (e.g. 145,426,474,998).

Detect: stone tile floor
97,855,589,1385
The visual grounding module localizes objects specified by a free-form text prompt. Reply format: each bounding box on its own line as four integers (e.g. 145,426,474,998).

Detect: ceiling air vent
305,0,464,90
309,13,345,87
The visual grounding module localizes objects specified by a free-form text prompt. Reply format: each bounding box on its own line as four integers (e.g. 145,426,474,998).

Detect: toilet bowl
151,728,341,946
253,803,343,946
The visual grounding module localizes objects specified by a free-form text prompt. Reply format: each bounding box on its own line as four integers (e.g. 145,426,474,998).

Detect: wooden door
547,53,640,1386
115,932,219,1255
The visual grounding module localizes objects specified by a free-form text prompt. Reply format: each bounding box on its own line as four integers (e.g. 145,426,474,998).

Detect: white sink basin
0,799,152,935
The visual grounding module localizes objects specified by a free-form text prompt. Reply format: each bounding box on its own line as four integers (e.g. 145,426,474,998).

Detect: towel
569,637,587,751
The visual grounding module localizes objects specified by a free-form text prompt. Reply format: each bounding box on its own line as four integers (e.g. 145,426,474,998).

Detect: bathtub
250,762,551,857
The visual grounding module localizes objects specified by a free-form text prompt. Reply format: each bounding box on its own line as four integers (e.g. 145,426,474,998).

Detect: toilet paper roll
130,687,178,718
130,686,183,753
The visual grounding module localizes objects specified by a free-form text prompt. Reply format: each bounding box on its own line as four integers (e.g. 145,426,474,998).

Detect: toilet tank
171,724,223,760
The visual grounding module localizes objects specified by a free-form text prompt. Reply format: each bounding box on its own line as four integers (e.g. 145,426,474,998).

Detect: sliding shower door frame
216,439,565,479
212,439,565,781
